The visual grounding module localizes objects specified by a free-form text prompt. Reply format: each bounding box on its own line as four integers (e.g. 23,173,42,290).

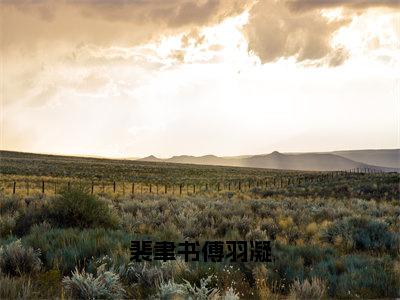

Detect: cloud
1,0,251,109
181,29,206,47
244,0,351,65
327,47,350,67
2,0,396,70
1,0,249,53
287,0,400,11
1,0,398,112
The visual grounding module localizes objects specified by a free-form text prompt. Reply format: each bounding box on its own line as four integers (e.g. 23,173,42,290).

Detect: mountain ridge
138,149,399,172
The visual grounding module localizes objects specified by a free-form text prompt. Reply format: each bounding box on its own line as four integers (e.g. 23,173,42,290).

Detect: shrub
245,228,268,241
260,218,280,240
158,279,238,300
322,217,398,252
14,206,50,236
252,265,270,298
0,239,41,276
289,277,326,299
158,280,186,299
334,255,399,298
236,216,252,237
222,287,240,300
62,264,125,299
160,257,189,280
48,186,118,229
121,262,164,289
0,214,16,237
182,275,219,299
0,196,22,214
36,269,63,298
267,244,336,294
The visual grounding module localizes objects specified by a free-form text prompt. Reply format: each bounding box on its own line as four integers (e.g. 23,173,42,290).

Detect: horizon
1,147,398,161
1,1,399,157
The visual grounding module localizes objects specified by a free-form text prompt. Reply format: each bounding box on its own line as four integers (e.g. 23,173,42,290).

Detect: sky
1,0,399,158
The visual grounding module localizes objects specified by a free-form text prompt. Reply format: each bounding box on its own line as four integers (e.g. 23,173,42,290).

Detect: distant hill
244,152,374,171
138,149,400,172
166,155,240,166
332,149,399,169
138,155,164,162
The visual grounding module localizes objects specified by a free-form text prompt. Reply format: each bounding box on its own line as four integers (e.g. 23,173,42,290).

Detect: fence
0,168,387,197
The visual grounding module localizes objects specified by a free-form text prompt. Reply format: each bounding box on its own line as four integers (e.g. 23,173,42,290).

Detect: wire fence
0,168,389,196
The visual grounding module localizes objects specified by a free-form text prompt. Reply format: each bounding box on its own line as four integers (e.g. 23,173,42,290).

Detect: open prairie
0,151,399,299
2,0,399,299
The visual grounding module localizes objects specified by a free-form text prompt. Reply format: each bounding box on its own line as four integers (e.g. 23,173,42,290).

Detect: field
0,150,399,299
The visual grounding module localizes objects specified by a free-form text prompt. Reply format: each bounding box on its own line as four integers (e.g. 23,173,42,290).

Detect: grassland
0,150,399,299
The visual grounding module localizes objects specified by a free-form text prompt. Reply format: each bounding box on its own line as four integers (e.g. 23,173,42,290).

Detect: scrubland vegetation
0,151,399,299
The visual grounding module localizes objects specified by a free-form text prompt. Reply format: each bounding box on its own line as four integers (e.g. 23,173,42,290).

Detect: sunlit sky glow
1,0,399,158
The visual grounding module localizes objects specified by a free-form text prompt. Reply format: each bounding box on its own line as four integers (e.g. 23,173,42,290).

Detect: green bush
322,217,398,252
335,255,399,298
49,186,118,229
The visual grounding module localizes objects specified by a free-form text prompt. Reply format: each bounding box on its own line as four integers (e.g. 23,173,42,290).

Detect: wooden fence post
149,184,152,193
122,182,125,195
113,181,116,193
42,180,45,194
132,182,135,195
179,184,182,195
165,184,167,194
238,181,241,191
13,181,16,194
193,184,196,194
91,181,94,195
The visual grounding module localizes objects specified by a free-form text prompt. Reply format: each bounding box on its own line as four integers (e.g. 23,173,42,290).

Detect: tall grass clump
289,277,326,299
0,239,42,276
22,227,132,274
0,275,32,299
